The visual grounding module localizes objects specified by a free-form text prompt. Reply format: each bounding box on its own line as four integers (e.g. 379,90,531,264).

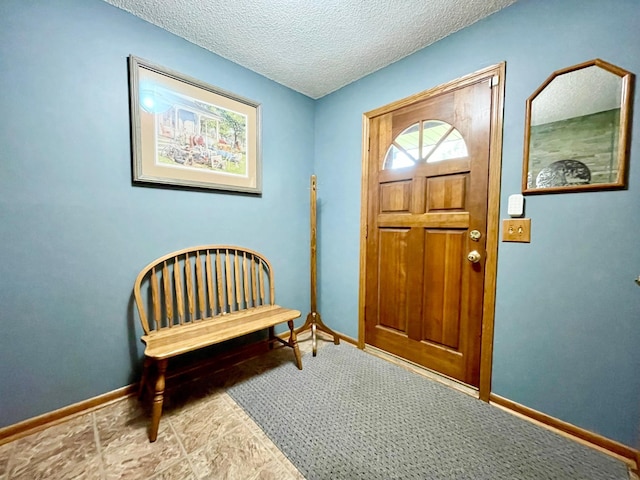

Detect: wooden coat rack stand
295,175,340,356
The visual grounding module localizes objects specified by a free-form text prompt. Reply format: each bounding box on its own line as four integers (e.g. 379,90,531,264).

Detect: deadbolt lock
470,230,481,241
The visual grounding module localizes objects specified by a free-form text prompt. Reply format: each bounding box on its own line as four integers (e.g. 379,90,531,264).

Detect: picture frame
128,55,262,194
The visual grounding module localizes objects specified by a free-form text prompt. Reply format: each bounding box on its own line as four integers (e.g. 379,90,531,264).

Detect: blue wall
314,0,640,447
0,0,313,427
2,0,639,452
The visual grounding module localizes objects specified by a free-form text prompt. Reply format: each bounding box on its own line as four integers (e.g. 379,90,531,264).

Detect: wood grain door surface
364,78,492,387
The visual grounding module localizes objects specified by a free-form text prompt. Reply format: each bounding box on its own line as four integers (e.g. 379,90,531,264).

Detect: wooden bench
133,245,302,441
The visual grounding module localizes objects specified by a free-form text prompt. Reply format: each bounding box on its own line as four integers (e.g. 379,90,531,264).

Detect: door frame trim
357,63,506,401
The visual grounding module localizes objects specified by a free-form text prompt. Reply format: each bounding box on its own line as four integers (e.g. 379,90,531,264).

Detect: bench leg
138,356,152,400
268,326,275,350
288,320,303,370
149,358,168,442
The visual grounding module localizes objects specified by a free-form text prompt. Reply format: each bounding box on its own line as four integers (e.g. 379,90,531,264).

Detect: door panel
377,229,411,332
426,175,467,211
422,230,464,349
379,181,412,213
364,78,493,387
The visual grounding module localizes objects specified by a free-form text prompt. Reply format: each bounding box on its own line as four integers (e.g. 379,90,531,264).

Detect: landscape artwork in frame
128,55,262,194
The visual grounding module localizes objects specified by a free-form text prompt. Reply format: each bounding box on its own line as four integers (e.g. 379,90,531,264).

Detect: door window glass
383,120,468,169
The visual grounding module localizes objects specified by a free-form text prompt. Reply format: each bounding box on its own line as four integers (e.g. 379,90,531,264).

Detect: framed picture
128,55,262,194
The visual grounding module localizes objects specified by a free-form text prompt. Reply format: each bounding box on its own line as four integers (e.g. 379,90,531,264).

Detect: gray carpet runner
227,345,628,480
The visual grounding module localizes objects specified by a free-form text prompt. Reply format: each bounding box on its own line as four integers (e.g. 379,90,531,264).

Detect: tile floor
0,334,637,480
0,335,320,480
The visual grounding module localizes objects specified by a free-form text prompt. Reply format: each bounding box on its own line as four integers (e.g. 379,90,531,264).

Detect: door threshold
364,344,480,399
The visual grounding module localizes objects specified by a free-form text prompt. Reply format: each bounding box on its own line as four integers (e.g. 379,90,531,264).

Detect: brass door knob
467,250,481,263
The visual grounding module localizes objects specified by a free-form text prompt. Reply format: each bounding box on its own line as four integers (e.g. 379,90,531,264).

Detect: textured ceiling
103,0,517,99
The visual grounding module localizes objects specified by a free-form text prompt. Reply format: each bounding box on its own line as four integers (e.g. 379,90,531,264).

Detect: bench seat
143,305,301,359
133,245,302,441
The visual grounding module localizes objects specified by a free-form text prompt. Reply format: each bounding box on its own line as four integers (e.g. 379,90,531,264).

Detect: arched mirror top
522,59,634,194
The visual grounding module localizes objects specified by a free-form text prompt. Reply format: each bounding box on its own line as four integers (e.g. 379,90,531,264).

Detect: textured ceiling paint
102,0,517,98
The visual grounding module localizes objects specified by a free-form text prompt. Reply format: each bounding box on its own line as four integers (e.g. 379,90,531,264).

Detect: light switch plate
502,218,531,243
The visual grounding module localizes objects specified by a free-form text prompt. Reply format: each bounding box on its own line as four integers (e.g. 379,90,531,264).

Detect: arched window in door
383,120,468,170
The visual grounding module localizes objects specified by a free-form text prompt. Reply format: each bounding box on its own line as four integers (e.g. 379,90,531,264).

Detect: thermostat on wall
507,194,524,217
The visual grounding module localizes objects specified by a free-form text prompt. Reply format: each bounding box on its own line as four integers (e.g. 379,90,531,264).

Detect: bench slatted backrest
134,245,275,335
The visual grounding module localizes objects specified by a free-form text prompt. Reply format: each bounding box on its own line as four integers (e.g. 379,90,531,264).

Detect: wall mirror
522,59,634,194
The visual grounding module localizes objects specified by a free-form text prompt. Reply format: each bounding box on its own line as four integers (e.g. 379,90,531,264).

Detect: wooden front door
363,71,498,387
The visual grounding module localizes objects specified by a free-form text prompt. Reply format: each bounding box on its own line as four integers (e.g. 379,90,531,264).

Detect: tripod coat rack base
294,175,340,356
297,311,340,356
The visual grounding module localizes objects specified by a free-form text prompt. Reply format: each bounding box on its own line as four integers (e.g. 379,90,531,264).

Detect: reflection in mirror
522,59,634,194
383,120,468,170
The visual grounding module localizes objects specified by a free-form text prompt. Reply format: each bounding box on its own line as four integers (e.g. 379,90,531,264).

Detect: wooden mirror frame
522,59,634,195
